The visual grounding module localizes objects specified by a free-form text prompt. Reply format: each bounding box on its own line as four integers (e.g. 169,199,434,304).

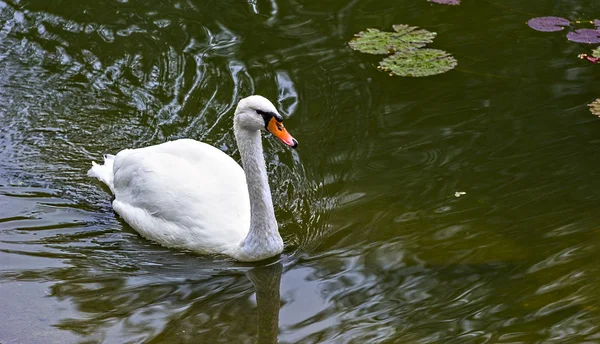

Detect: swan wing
111,139,251,255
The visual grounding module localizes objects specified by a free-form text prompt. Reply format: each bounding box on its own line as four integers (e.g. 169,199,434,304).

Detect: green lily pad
593,46,600,58
348,28,397,54
349,25,437,55
378,48,457,77
350,24,456,77
390,24,437,50
589,98,600,116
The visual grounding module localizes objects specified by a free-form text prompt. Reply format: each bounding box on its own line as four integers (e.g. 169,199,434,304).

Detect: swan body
88,96,298,261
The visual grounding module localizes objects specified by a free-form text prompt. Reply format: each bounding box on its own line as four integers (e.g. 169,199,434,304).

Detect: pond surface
2,0,600,343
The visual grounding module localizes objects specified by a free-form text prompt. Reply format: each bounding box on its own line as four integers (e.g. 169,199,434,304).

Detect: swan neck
234,122,283,260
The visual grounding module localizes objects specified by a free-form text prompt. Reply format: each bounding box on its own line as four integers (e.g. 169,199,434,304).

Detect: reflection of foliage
48,271,261,341
0,251,281,343
349,25,457,77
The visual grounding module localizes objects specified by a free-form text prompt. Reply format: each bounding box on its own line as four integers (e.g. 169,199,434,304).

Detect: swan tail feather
88,154,116,194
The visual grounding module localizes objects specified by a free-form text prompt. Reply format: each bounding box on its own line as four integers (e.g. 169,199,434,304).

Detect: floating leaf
567,29,600,43
378,48,457,77
349,28,398,54
579,53,600,63
430,0,460,5
350,25,455,77
527,16,570,32
589,98,600,116
390,24,437,50
579,47,600,63
578,46,600,63
349,25,436,55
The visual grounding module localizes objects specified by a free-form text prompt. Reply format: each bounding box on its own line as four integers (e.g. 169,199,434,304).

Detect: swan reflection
4,251,286,343
246,262,283,344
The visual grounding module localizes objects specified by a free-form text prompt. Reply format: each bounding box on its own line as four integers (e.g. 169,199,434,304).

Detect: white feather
87,154,116,193
88,96,291,262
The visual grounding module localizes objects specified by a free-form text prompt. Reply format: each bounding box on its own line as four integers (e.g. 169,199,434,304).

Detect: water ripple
2,0,600,342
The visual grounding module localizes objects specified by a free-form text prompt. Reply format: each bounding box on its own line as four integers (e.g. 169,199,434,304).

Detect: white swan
88,95,298,262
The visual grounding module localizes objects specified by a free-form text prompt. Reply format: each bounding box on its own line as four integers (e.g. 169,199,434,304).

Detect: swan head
234,95,298,148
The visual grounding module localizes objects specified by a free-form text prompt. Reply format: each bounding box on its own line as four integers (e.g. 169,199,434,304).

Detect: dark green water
2,0,600,342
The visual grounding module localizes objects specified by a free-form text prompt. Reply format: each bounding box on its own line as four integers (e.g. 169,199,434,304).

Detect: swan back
111,139,251,255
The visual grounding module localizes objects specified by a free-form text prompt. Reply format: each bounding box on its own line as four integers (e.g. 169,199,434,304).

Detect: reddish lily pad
567,29,600,43
579,46,600,63
527,16,570,32
430,0,460,5
589,98,600,116
579,54,600,63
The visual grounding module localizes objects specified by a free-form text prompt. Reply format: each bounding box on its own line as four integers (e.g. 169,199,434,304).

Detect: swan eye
256,109,284,129
256,110,282,121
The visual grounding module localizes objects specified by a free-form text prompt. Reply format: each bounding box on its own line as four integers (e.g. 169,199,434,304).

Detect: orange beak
266,117,298,148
